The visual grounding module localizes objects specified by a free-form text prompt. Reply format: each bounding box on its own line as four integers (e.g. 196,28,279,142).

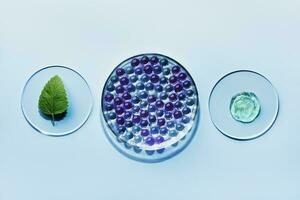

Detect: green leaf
38,75,68,126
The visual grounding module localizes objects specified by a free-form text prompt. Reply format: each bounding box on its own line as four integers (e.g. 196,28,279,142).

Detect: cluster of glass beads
102,54,198,151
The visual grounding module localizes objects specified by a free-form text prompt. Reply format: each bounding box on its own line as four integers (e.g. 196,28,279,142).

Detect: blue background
1,0,300,199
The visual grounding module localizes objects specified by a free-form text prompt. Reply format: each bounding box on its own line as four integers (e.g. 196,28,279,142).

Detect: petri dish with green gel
209,70,279,140
230,92,261,123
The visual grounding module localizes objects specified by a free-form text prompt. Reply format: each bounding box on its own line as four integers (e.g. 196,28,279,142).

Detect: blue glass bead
144,65,153,74
169,93,177,101
127,84,136,92
160,92,168,100
160,58,168,66
146,150,155,155
132,96,140,104
173,110,183,119
135,67,143,75
182,116,190,124
157,118,166,126
150,126,159,134
156,136,164,144
145,82,154,91
134,135,142,143
145,137,155,146
174,83,183,92
183,80,191,88
116,117,125,125
160,76,168,84
156,110,164,117
122,92,131,100
132,126,141,133
110,75,118,83
186,89,194,96
116,85,125,94
114,97,123,105
105,103,113,111
148,104,156,112
149,115,156,123
139,91,148,99
178,72,187,80
124,111,132,119
115,106,124,115
167,121,175,128
132,106,140,113
163,68,170,75
141,56,149,64
165,102,174,111
150,74,159,83
178,93,186,100
186,98,195,106
140,100,148,108
172,66,180,74
165,111,172,119
116,68,125,76
150,56,159,64
106,84,115,92
129,75,138,83
169,130,178,137
120,77,129,85
155,85,163,92
165,84,173,92
141,74,149,82
174,101,183,108
136,82,145,90
176,123,184,131
182,106,191,114
124,131,133,140
132,115,141,123
160,127,168,135
157,148,165,153
125,121,133,128
124,101,133,109
131,58,140,67
141,129,150,137
118,126,126,134
104,93,114,102
140,120,148,127
169,75,177,84
153,65,162,74
108,112,116,120
126,66,134,74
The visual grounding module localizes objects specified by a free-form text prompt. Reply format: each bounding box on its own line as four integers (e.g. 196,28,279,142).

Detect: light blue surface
0,0,300,199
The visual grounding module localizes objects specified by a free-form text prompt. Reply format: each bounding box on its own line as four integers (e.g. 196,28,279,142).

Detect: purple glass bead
150,74,159,83
116,85,125,94
169,93,177,101
140,110,149,118
141,56,149,64
183,80,191,88
140,120,149,127
116,117,125,125
141,129,150,137
144,65,153,74
174,83,183,92
145,137,155,146
156,136,164,144
124,101,133,109
131,58,140,67
157,118,166,126
104,93,114,102
114,97,123,105
116,68,125,76
172,66,181,74
115,106,124,115
135,67,143,75
178,72,187,80
155,100,164,108
120,77,129,85
165,102,174,111
124,111,132,119
150,56,159,64
147,95,156,103
122,92,131,100
132,115,141,124
173,110,183,119
169,75,177,84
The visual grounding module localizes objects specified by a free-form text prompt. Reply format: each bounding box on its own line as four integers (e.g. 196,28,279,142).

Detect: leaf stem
51,113,55,126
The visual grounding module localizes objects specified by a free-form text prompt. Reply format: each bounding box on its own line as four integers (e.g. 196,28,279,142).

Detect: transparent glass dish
209,70,279,140
101,53,200,162
21,66,93,136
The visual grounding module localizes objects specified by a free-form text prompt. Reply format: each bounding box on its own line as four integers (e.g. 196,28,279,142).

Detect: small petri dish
21,66,93,136
101,53,200,162
209,70,279,140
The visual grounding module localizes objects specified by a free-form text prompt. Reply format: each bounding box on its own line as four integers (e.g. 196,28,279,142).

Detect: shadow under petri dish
21,66,93,136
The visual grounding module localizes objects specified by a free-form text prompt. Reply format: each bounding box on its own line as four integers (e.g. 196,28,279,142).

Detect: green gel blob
230,92,261,123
